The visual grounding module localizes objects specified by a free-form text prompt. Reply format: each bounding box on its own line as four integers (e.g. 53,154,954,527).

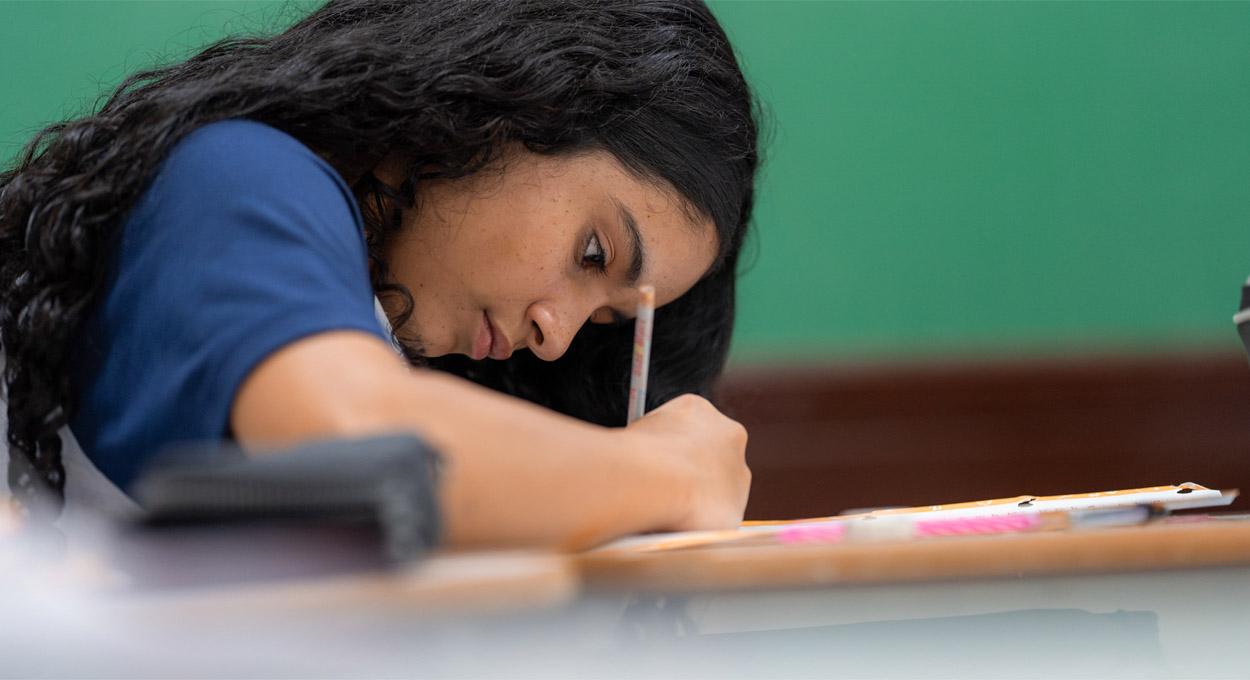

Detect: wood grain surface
582,517,1250,592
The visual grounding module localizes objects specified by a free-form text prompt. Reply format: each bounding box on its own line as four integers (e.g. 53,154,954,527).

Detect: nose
524,301,580,362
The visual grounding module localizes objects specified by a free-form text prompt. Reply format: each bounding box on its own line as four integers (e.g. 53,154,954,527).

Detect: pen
626,285,656,425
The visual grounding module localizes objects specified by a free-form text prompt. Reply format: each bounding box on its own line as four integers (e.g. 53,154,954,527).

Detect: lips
473,312,513,361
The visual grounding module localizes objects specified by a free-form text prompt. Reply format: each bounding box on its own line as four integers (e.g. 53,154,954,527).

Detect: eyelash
581,234,627,325
582,233,609,276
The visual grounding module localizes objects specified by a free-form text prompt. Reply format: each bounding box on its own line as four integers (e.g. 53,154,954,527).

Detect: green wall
4,1,1249,365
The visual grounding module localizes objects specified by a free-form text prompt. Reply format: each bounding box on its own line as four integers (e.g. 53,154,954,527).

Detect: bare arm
230,331,750,550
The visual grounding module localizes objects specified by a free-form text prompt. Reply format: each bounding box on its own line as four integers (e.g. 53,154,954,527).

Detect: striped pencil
626,285,656,425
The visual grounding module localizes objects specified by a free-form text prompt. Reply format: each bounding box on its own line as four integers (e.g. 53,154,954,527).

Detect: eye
581,233,608,275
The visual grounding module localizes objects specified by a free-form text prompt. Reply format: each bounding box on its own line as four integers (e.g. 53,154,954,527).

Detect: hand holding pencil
623,285,752,531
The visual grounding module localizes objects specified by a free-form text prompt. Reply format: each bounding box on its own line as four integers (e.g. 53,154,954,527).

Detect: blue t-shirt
69,120,389,491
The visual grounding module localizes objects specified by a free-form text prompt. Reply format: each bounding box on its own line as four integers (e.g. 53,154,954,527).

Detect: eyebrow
616,200,647,288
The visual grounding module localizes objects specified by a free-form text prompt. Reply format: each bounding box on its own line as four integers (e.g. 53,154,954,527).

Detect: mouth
472,311,513,361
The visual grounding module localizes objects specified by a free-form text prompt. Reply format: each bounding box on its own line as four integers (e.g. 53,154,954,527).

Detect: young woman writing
0,0,759,549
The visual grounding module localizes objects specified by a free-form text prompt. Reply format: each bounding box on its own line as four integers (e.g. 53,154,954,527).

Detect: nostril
532,320,544,345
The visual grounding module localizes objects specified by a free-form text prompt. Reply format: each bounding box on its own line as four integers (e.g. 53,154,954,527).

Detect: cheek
479,220,571,286
392,240,456,293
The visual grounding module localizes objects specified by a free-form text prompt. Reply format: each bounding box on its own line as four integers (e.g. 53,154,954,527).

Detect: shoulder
148,119,360,228
167,119,331,178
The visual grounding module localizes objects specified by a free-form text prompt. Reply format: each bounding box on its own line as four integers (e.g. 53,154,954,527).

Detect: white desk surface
4,520,1248,678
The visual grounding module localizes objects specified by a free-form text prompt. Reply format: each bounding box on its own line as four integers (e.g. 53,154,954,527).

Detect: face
383,149,718,361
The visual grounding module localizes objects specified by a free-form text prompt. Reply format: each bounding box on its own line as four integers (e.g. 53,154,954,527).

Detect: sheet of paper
591,483,1239,554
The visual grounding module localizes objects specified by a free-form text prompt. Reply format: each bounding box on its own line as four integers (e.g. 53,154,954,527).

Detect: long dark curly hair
0,0,759,518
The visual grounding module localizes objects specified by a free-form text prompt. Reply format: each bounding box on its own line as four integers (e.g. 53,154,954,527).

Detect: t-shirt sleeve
69,120,389,491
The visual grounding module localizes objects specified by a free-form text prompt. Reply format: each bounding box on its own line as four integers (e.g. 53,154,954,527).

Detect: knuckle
672,393,699,409
682,393,710,408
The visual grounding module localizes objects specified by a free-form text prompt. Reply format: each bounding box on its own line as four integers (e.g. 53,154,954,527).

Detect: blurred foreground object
114,434,442,589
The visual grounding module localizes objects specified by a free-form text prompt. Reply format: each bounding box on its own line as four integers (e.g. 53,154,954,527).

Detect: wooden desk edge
580,519,1250,592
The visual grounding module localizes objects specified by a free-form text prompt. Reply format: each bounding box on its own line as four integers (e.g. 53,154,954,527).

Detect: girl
0,0,759,549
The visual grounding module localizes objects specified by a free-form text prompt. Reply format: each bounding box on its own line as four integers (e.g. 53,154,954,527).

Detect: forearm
376,371,687,548
232,332,688,549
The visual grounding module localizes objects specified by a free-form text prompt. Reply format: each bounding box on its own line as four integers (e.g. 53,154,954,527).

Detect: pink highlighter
778,513,1048,545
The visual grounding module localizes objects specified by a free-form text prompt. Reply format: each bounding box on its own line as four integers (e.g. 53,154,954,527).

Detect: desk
584,516,1250,678
582,515,1250,590
4,520,1248,678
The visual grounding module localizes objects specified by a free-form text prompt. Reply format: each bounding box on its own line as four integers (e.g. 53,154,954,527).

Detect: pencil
626,285,656,425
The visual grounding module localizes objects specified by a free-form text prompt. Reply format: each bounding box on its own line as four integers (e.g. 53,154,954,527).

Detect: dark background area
720,352,1250,520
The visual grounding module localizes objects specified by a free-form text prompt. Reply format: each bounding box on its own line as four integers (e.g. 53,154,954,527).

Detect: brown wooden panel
715,353,1250,521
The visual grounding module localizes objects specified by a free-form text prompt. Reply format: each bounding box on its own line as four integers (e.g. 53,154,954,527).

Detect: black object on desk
116,434,441,589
